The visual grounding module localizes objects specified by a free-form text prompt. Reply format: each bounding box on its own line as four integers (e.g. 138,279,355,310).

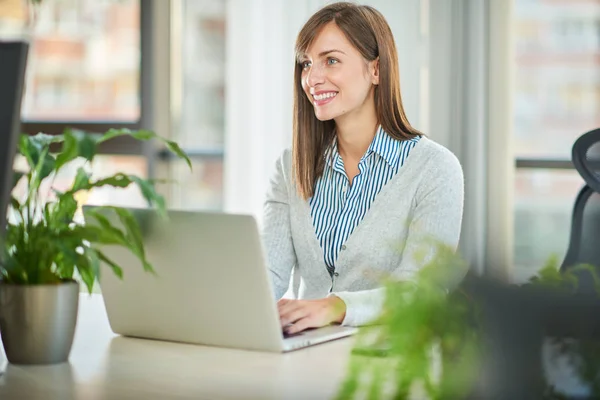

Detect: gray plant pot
0,280,79,364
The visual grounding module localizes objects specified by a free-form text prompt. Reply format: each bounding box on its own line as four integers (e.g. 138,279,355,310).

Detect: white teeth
313,92,337,101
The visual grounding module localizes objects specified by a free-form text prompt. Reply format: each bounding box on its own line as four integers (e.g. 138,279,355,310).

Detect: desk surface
0,294,355,400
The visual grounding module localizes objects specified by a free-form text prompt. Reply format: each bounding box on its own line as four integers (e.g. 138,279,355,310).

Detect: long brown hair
292,2,422,199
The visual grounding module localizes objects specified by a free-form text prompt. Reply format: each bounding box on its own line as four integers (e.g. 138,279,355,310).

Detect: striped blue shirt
309,127,420,276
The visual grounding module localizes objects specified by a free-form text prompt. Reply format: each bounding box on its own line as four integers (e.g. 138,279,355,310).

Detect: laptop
82,206,357,352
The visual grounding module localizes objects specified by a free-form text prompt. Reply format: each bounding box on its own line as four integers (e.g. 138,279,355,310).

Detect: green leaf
165,140,192,170
85,210,129,246
63,224,122,246
97,128,192,171
92,173,133,189
54,129,79,171
111,208,144,256
98,128,134,143
84,208,153,275
86,247,101,291
66,172,133,196
75,250,95,294
96,249,124,279
28,132,64,148
129,176,166,217
99,128,155,143
19,134,40,169
70,129,99,162
97,128,123,143
71,167,92,193
55,242,77,281
39,152,56,182
53,128,101,169
27,147,54,196
32,132,63,144
108,206,154,274
131,129,156,140
49,194,78,229
18,133,63,170
84,207,154,276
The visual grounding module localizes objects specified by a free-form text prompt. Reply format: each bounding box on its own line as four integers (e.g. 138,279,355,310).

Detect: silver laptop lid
83,207,285,352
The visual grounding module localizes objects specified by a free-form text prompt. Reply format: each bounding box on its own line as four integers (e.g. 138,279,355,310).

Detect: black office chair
561,128,600,293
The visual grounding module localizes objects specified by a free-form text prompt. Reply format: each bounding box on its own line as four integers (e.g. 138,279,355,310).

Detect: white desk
0,294,355,400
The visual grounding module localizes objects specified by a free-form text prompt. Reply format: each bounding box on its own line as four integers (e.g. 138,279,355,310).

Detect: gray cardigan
261,136,464,326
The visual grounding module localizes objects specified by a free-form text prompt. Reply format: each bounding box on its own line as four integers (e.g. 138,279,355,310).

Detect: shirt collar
324,126,402,169
365,126,401,167
324,138,344,173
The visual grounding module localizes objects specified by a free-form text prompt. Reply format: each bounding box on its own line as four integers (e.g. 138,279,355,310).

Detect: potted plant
0,128,191,365
335,248,600,400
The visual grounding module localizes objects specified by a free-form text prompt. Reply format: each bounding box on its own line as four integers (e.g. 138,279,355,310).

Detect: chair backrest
572,127,600,193
562,186,600,267
561,128,600,292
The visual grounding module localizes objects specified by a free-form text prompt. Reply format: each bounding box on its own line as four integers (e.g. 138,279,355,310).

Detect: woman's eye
327,58,338,65
301,61,311,69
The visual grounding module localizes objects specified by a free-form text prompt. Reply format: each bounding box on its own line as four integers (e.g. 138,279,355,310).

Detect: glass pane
513,169,585,283
169,159,223,210
21,0,141,122
177,0,226,150
513,0,600,159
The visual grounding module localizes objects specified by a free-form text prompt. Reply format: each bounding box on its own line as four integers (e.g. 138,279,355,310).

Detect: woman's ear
371,57,380,85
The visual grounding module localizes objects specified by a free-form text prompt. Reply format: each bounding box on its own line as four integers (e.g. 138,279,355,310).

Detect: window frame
515,159,574,170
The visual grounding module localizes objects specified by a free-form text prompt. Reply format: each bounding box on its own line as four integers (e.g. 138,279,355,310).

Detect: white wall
224,0,321,220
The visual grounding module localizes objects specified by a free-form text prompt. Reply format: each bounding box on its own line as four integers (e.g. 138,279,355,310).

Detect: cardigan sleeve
331,149,465,327
261,150,297,300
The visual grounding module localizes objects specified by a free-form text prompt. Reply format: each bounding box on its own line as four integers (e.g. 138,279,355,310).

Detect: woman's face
299,22,379,123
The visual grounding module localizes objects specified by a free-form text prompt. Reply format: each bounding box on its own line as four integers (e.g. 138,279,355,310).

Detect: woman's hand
277,296,347,335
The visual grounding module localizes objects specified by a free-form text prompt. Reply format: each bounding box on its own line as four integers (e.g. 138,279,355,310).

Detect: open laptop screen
0,41,28,239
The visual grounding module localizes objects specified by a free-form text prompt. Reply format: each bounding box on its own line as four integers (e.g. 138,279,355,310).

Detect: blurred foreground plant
335,246,600,400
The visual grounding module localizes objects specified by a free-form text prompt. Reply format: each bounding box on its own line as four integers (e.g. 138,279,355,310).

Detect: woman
262,2,464,335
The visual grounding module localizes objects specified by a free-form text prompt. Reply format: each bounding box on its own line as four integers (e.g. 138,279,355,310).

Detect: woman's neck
335,112,378,162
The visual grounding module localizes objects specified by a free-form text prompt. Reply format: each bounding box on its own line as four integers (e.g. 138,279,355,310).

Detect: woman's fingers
277,298,345,333
277,299,301,316
278,300,305,327
285,316,315,335
279,307,308,327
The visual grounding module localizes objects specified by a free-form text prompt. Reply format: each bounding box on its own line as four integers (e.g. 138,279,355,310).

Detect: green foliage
1,128,191,293
336,244,478,400
336,249,600,399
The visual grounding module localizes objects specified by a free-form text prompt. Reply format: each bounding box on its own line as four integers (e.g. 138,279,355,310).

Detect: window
513,0,600,281
21,0,141,122
169,0,226,210
17,0,148,215
513,169,584,282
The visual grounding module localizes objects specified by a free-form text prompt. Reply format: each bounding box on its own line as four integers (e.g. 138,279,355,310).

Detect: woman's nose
306,64,325,87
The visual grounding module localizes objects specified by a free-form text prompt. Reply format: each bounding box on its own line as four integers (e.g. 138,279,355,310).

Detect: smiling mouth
312,92,338,106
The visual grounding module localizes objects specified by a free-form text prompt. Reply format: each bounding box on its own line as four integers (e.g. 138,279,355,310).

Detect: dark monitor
0,41,29,239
